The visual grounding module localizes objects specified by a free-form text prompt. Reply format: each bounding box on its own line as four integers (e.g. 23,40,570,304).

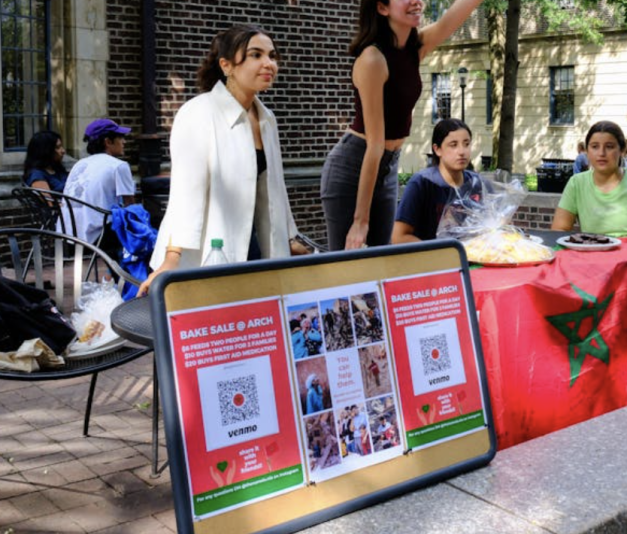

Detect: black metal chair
12,186,112,245
12,186,114,278
0,228,153,439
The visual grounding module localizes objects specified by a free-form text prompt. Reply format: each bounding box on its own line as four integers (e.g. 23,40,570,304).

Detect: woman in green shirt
552,121,627,237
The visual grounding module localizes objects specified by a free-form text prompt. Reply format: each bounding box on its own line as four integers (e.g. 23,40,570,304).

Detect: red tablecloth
471,241,627,449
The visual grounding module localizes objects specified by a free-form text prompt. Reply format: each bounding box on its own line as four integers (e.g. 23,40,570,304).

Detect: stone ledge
301,407,627,534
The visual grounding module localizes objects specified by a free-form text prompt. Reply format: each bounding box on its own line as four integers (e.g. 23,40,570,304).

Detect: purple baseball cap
84,119,131,141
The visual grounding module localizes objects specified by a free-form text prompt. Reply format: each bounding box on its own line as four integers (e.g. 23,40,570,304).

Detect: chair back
0,228,140,314
11,187,59,231
12,187,112,247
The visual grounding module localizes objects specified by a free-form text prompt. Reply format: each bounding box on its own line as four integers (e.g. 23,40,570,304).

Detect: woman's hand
137,269,162,297
345,220,369,250
136,251,181,297
290,239,310,256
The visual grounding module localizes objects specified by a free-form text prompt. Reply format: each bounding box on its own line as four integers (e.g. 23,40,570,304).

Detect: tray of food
557,233,621,251
463,230,555,267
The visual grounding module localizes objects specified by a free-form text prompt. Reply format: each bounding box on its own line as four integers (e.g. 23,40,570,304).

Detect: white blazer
151,81,298,270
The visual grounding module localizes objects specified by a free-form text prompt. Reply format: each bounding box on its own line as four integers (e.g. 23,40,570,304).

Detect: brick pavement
0,354,176,534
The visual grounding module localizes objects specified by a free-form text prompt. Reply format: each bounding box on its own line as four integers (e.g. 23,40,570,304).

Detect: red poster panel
167,298,305,521
382,270,486,450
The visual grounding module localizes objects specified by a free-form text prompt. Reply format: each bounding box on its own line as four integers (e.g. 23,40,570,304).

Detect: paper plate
556,236,621,252
66,337,127,360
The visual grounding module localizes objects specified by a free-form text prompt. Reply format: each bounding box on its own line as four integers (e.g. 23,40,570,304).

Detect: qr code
217,374,260,426
419,334,452,375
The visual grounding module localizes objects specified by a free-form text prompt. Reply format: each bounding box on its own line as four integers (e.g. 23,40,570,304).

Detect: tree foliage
481,0,627,171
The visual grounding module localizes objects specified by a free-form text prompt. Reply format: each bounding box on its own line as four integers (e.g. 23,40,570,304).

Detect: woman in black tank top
320,0,485,251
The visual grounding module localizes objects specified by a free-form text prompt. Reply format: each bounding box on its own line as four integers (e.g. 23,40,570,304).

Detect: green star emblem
546,283,613,387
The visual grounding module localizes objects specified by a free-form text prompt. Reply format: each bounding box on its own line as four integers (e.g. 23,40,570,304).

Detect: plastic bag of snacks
436,177,555,265
69,281,123,353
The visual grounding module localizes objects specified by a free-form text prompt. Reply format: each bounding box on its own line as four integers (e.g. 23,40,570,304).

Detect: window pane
16,0,30,16
2,0,15,15
32,16,44,49
16,16,31,49
2,82,16,112
34,0,43,18
3,116,19,148
33,50,44,78
1,15,15,47
22,82,45,114
2,49,15,80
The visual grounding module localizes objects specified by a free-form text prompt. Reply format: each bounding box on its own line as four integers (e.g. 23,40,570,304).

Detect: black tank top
256,148,267,177
350,42,422,140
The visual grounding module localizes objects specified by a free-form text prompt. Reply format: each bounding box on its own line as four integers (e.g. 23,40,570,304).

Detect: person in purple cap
60,118,136,251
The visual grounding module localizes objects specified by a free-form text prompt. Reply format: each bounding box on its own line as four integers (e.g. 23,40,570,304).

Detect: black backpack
0,275,77,355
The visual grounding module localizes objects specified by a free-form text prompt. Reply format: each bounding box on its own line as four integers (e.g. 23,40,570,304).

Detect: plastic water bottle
207,238,229,265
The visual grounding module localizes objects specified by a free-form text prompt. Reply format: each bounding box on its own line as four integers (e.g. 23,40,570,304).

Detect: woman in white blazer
139,25,307,295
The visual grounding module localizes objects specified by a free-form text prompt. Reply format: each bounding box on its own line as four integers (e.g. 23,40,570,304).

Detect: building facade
407,2,627,175
1,1,626,238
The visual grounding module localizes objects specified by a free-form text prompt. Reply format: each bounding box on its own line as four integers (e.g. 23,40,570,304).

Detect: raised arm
419,0,485,60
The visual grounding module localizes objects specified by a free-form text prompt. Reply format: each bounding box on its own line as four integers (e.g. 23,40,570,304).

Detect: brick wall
0,189,562,263
286,179,326,244
106,0,359,166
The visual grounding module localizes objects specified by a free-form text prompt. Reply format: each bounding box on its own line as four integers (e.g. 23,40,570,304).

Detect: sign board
150,240,496,534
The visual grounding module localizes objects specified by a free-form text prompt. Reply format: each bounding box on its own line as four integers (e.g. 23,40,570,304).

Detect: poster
284,282,403,483
167,297,305,520
382,270,486,450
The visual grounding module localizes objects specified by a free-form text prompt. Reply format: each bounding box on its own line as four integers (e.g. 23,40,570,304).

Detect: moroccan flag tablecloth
470,241,627,449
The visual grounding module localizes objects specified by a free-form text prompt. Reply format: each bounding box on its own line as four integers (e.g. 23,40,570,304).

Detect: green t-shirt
558,169,627,237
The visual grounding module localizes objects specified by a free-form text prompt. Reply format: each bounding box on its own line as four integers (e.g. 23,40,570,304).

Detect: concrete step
301,406,627,534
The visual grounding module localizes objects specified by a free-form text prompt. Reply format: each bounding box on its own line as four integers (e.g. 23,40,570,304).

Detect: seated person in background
61,119,136,252
23,131,68,193
573,141,589,174
552,121,627,237
392,118,483,243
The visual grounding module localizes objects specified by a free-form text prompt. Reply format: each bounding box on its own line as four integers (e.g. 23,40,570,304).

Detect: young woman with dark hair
321,0,484,251
392,118,482,242
23,131,67,192
552,120,627,237
140,25,306,296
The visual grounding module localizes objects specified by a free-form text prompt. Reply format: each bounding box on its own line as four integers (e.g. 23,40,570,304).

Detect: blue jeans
321,133,400,251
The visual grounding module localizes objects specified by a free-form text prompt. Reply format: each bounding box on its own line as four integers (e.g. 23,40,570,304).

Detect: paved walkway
2,349,627,534
0,353,176,533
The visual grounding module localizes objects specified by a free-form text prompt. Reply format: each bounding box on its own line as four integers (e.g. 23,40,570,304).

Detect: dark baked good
566,233,611,245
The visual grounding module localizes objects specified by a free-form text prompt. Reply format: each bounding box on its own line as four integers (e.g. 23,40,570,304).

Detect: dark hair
349,0,421,57
85,132,122,155
585,121,626,161
431,118,472,165
197,25,280,93
23,131,65,183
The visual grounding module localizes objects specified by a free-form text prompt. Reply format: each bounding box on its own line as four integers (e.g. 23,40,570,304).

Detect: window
486,71,493,125
1,0,50,151
431,73,451,123
550,66,574,125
